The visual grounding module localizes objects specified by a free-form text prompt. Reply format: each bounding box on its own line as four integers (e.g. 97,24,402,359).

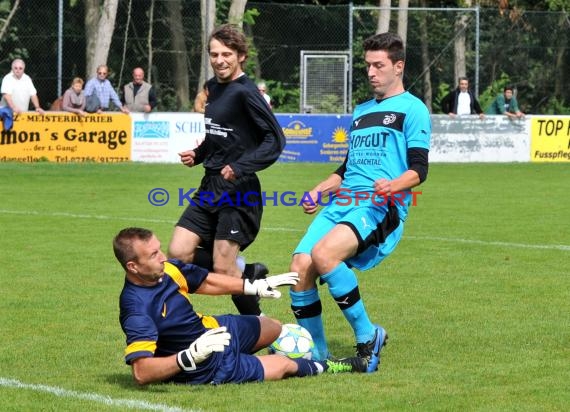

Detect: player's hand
373,178,392,197
221,165,236,181
176,327,231,371
301,190,320,214
179,150,196,167
243,272,299,299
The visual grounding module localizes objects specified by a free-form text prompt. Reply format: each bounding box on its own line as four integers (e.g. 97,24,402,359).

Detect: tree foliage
0,0,567,113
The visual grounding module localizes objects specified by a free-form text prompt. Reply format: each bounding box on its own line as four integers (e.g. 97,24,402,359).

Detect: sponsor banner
0,112,131,163
530,116,570,162
276,114,351,163
429,115,530,162
131,112,205,163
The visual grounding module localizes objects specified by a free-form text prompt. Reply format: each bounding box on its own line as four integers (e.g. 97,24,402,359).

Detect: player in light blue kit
289,32,431,372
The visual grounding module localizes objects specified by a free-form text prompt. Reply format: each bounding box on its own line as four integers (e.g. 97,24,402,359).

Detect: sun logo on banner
332,126,348,143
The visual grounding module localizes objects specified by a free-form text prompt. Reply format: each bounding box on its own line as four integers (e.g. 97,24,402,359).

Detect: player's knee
166,243,186,261
290,253,311,276
261,316,282,340
311,244,333,274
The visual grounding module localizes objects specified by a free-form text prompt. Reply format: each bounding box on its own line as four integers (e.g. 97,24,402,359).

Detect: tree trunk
0,0,21,42
419,0,432,112
553,13,567,99
165,0,190,110
84,0,100,77
147,0,155,84
228,0,247,27
90,0,120,78
454,13,468,83
397,0,408,46
197,0,216,93
377,0,391,34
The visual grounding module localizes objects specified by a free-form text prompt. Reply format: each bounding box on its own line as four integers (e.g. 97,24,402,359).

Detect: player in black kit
168,24,285,316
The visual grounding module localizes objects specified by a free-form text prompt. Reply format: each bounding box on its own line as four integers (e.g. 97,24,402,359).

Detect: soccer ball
269,323,314,359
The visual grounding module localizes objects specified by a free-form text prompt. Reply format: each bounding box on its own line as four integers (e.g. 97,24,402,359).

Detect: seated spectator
486,85,524,119
84,65,129,113
62,77,87,116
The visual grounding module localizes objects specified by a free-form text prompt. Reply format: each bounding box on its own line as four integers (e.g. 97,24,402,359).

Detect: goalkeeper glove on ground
176,326,231,371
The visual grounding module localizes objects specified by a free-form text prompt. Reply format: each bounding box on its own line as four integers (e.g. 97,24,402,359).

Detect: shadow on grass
104,373,185,393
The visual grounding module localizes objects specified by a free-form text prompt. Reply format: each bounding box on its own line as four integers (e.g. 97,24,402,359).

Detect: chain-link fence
0,2,567,114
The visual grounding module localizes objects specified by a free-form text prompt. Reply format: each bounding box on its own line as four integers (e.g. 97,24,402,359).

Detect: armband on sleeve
407,147,429,184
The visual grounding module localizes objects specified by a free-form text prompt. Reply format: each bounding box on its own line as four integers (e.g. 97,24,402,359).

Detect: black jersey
195,74,285,177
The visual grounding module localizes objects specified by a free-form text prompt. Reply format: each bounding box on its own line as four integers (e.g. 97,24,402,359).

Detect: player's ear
395,60,404,75
126,261,137,273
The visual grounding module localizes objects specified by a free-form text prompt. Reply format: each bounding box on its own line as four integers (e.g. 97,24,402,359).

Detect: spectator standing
257,81,272,109
122,67,157,113
84,65,129,113
440,76,484,119
192,82,208,113
486,85,524,119
0,58,45,114
61,77,87,116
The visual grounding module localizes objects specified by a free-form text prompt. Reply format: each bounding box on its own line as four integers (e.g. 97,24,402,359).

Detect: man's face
127,235,167,285
364,50,402,99
12,63,25,79
97,67,108,81
209,38,245,83
458,79,469,92
132,69,144,85
504,89,513,99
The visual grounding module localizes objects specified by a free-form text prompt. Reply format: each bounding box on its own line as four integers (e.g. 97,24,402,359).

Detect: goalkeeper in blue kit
113,228,367,386
289,32,431,372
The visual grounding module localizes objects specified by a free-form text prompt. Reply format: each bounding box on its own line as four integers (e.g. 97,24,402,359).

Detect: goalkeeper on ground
113,227,367,385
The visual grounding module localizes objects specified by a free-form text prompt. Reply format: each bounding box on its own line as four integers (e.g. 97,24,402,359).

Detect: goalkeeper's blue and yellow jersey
119,259,221,381
341,91,431,221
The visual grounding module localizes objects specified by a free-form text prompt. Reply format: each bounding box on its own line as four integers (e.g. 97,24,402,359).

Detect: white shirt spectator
456,91,471,115
1,72,38,112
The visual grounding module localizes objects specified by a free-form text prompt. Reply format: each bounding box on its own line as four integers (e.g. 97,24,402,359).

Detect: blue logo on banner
134,121,169,138
276,114,351,162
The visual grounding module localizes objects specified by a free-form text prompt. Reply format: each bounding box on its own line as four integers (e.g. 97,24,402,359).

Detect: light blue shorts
294,202,403,271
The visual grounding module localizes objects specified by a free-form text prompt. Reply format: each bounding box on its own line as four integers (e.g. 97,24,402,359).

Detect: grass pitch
0,161,568,412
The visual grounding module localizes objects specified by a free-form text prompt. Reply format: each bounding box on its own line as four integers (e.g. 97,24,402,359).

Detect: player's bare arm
302,173,343,214
131,355,181,385
373,169,421,196
196,271,299,298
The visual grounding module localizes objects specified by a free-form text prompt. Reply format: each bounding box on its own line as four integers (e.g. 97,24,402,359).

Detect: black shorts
176,172,263,251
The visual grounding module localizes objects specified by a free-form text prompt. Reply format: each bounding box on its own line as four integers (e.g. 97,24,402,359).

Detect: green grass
1,161,569,412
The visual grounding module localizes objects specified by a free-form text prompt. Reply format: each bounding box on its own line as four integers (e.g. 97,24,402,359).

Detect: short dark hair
503,85,514,92
112,227,153,270
362,32,405,64
209,24,249,64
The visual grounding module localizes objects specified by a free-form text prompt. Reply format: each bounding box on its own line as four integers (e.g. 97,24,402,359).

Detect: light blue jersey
342,91,430,221
295,91,431,271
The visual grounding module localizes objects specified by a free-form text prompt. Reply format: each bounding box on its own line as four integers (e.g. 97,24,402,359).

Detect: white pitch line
405,235,570,252
0,209,174,224
1,209,569,252
0,377,199,412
